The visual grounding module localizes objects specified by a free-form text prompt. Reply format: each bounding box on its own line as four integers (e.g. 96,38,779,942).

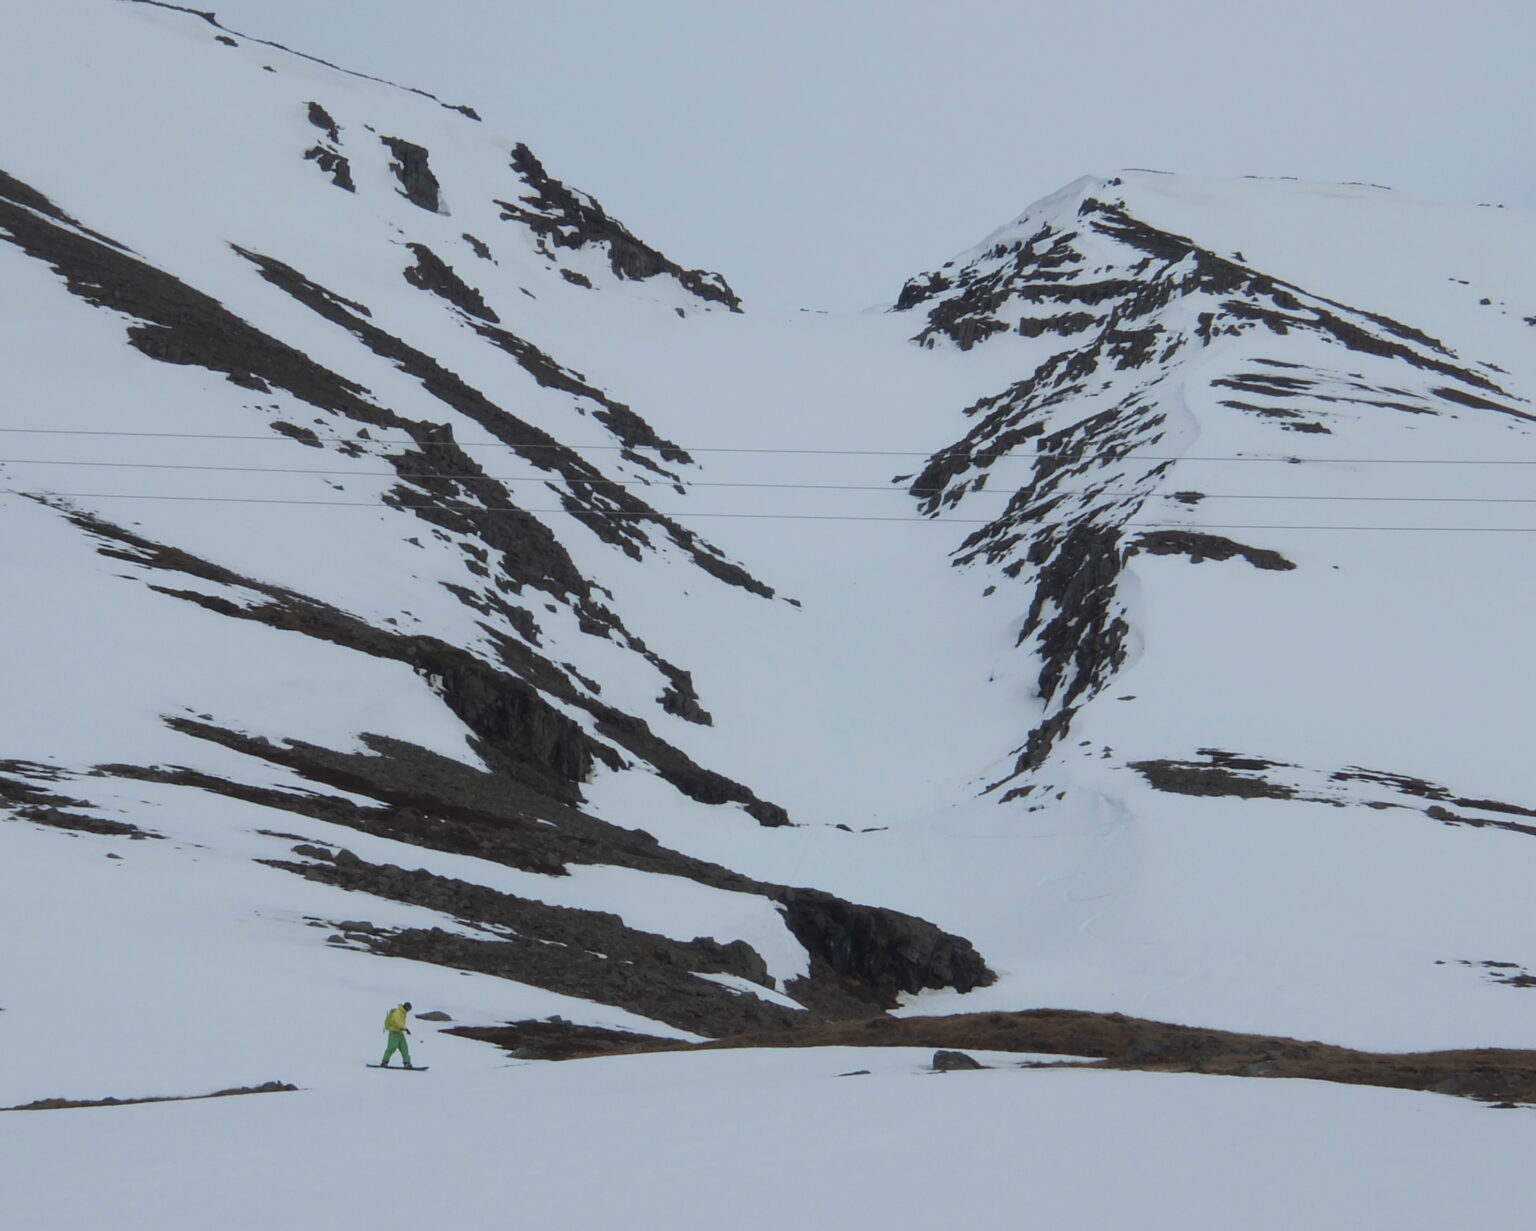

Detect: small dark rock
932,1050,986,1072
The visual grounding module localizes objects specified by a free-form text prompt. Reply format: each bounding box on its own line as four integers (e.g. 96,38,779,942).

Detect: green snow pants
381,1030,412,1067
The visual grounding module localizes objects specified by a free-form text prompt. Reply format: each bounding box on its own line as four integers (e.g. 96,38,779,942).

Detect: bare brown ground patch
455,1009,1536,1104
4,1080,298,1112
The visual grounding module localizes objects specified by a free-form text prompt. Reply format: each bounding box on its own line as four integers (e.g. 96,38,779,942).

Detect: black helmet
403,1001,412,1010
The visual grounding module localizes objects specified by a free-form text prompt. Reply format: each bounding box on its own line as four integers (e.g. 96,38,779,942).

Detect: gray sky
206,0,1535,312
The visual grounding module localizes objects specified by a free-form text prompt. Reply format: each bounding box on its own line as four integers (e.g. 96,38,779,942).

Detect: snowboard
367,1064,429,1071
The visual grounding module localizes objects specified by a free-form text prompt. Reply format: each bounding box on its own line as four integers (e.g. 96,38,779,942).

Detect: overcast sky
206,0,1535,312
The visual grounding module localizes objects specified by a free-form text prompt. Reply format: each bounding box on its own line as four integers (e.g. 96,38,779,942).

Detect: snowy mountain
8,3,1536,1227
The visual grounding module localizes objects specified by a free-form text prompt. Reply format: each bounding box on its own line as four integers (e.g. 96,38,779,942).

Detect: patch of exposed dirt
5,1081,297,1112
466,1008,1536,1105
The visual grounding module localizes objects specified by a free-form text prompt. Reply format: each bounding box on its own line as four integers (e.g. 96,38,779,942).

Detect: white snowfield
4,3,1536,1228
9,1049,1536,1231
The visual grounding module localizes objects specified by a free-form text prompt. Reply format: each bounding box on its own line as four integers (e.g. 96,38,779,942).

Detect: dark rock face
1129,755,1297,801
305,101,340,143
932,1049,986,1071
95,712,995,1029
1130,752,1536,841
234,245,774,602
266,846,799,1037
402,243,498,321
0,761,158,839
499,143,740,311
1131,531,1296,571
380,136,443,212
67,506,786,823
304,146,355,192
777,889,995,1004
301,104,353,190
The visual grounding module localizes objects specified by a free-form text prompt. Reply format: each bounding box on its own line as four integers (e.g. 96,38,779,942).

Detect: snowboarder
380,1001,414,1068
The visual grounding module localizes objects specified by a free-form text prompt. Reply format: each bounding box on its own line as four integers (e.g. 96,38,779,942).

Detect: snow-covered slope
0,0,1002,1083
8,5,1536,1226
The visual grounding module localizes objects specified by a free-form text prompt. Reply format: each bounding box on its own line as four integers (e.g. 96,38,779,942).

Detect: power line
1177,493,1536,505
6,489,998,523
11,488,1536,532
6,424,1536,466
0,426,958,458
3,458,1534,504
1130,522,1536,534
0,457,971,496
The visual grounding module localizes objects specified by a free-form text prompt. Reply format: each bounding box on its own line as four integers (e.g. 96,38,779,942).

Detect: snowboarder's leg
399,1034,413,1067
381,1031,403,1066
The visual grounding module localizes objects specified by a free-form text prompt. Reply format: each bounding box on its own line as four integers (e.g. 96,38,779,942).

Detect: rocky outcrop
1130,530,1296,571
777,889,995,1004
900,185,1528,795
0,761,158,839
266,845,805,1037
498,143,741,311
61,504,789,821
380,136,443,212
402,244,496,319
